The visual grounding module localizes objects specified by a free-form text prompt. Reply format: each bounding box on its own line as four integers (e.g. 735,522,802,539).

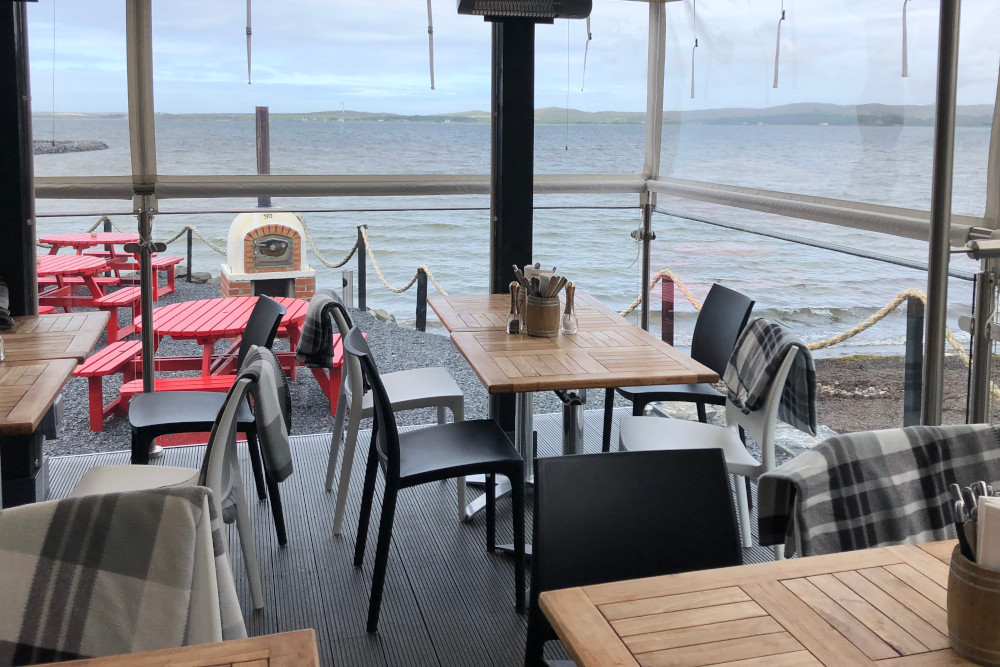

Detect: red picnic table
39,232,182,300
37,254,112,311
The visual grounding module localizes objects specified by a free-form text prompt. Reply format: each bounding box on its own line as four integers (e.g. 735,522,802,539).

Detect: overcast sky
25,0,1000,115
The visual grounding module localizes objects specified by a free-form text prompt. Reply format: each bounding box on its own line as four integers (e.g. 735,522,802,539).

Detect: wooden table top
49,629,320,666
134,296,309,341
3,312,109,362
39,232,139,248
429,292,631,333
540,541,966,667
0,358,77,436
36,254,109,276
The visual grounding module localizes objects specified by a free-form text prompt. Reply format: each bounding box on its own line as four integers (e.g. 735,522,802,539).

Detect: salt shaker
506,281,522,334
560,282,578,334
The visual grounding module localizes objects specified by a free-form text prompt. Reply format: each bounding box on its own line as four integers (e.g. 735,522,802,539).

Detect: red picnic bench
94,286,141,342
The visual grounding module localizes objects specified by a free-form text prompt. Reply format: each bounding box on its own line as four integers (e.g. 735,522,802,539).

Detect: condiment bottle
506,281,522,334
560,282,578,334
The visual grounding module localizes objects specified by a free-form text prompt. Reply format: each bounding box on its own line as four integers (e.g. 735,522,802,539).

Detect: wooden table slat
4,313,109,363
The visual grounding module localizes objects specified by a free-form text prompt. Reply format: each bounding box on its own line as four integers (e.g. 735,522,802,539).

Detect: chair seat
129,390,254,431
69,464,198,498
619,416,761,476
398,420,520,485
617,382,725,405
352,366,463,417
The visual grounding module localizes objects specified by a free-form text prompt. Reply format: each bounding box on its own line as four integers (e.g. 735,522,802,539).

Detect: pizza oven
220,212,316,299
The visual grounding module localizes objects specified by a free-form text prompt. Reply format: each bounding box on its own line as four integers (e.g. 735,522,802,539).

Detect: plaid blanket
757,424,1000,556
722,317,816,436
295,289,352,369
0,487,246,665
238,346,292,482
0,278,13,330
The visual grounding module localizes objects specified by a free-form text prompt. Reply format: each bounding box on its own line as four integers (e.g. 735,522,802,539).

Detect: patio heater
458,0,592,439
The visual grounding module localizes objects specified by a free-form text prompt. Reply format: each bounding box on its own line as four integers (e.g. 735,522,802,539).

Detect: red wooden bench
72,340,142,431
151,256,183,299
38,275,121,289
94,286,141,341
38,305,55,314
118,375,242,405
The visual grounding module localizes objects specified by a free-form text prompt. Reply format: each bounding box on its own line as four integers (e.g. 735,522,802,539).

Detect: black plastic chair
128,295,291,543
343,326,526,633
524,449,743,666
602,283,754,452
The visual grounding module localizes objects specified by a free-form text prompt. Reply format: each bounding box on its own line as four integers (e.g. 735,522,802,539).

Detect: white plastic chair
325,305,466,536
68,376,266,609
619,346,798,557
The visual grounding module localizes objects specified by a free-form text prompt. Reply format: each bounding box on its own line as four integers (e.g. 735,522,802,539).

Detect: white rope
901,0,910,78
293,214,359,268
773,2,785,89
427,0,435,90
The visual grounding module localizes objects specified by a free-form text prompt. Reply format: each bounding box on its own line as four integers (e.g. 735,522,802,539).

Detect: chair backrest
324,291,365,407
726,346,798,472
199,376,255,504
236,295,287,366
690,283,755,376
341,326,399,477
525,449,742,665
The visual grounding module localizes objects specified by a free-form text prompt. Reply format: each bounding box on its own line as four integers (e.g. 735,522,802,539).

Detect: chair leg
633,399,647,417
265,472,287,546
772,544,785,561
354,428,380,567
696,401,708,423
130,427,152,465
510,465,526,614
232,478,265,609
602,388,615,453
734,474,752,549
485,472,496,552
246,430,268,501
333,404,363,536
366,483,399,633
325,389,350,491
450,403,468,521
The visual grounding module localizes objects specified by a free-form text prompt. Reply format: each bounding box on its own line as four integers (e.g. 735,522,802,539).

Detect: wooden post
357,225,367,311
904,295,924,427
102,217,112,232
660,276,675,346
186,227,193,282
416,267,428,332
255,106,271,208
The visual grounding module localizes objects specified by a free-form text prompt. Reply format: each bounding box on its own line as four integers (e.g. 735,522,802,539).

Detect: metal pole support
416,267,428,332
102,217,112,233
357,225,367,311
637,194,655,330
342,269,354,309
555,389,587,456
186,227,193,282
660,274,675,346
968,270,996,423
903,295,925,427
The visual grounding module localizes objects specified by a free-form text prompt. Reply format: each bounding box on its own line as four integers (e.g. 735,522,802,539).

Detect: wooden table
540,541,966,666
49,629,320,666
37,254,112,311
3,312,110,362
430,293,716,519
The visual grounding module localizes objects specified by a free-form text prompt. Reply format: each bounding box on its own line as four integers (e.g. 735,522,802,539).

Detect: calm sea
31,117,991,357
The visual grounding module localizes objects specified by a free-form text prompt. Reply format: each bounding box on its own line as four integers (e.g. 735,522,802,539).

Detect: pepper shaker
560,282,578,335
506,281,522,334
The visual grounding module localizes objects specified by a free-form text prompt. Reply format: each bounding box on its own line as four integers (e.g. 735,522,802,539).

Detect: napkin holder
948,544,1000,666
525,295,560,337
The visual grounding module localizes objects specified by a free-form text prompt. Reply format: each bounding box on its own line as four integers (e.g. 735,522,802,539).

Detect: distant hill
35,103,995,127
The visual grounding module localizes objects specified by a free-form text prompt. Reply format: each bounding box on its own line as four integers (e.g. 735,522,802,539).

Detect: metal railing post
660,274,675,346
968,270,996,423
342,269,354,308
186,227,193,282
416,267,428,332
102,217,112,233
637,195,655,330
357,225,367,311
903,295,925,427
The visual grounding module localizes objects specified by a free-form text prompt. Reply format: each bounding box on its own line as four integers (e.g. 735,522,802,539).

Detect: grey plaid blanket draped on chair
295,288,351,369
757,424,1000,556
237,346,293,482
0,487,246,665
722,317,817,436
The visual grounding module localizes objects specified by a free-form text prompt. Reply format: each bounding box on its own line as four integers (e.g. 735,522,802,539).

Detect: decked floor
47,409,773,666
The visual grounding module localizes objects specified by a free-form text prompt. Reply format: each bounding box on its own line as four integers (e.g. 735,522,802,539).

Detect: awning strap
690,0,698,99
773,2,785,89
427,0,435,90
902,0,910,78
246,0,252,85
581,16,592,91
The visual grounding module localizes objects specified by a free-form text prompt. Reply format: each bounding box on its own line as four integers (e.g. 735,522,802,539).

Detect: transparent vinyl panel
659,0,999,217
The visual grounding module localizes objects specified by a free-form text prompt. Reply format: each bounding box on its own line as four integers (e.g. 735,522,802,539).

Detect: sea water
31,117,989,357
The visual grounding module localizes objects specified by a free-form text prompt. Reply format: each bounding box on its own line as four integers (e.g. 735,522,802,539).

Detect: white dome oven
220,212,316,299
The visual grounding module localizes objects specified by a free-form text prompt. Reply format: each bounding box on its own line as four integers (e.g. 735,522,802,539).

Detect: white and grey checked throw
295,288,351,369
722,317,816,436
757,424,1000,557
0,487,246,665
238,346,293,482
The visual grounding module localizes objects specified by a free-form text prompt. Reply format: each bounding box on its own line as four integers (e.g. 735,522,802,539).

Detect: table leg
557,388,587,456
0,432,47,507
202,342,213,376
464,392,533,520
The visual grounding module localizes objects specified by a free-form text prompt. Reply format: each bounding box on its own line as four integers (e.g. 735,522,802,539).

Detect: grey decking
46,408,773,667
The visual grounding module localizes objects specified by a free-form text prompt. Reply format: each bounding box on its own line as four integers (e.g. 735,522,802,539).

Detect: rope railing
359,226,448,296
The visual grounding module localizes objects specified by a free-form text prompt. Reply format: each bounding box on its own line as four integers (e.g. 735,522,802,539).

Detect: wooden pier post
255,106,271,208
416,267,428,331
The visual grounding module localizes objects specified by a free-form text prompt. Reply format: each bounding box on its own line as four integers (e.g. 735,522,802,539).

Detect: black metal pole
358,225,367,311
256,106,271,208
186,227,193,282
102,217,112,233
416,268,428,332
904,295,924,427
